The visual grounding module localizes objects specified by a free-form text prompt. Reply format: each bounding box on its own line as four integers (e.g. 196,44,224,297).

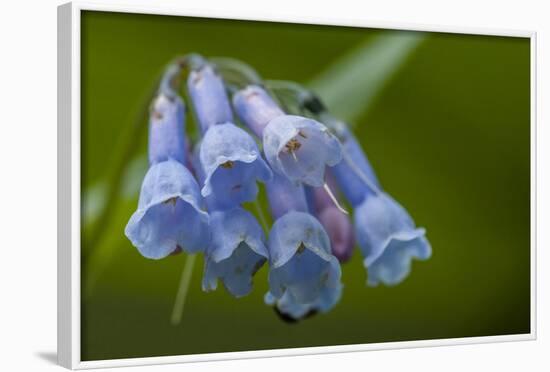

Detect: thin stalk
171,254,197,325
254,199,269,234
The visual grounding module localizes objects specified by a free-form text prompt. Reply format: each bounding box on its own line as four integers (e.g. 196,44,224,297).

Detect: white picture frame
57,1,537,369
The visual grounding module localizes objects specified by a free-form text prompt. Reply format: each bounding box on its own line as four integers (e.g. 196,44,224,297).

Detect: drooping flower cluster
125,55,431,321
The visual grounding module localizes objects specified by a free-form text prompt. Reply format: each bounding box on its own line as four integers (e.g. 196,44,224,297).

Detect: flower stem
171,254,197,325
254,199,269,234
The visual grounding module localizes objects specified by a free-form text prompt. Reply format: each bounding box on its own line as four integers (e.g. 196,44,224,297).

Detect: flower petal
267,211,333,269
148,94,187,165
367,235,431,287
187,64,234,132
263,115,342,187
265,257,342,320
266,172,309,220
330,128,381,206
354,192,431,285
267,211,341,307
202,208,268,297
233,85,285,138
317,206,354,263
125,160,210,259
199,123,272,206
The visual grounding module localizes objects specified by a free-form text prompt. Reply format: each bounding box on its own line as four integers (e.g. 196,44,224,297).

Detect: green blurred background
80,11,531,361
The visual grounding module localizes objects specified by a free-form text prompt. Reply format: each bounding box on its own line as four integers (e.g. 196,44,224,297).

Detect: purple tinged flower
148,94,186,165
202,207,268,297
125,160,210,259
233,85,342,187
199,123,272,208
187,65,233,133
317,207,354,263
265,211,343,319
309,177,354,263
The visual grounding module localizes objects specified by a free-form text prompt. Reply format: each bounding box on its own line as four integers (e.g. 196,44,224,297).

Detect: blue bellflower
187,64,234,132
199,123,272,208
327,119,431,286
233,86,342,187
306,175,355,263
265,173,342,319
125,93,210,259
125,160,210,259
263,115,342,187
265,171,309,220
191,145,268,297
354,192,430,286
202,207,268,297
232,85,285,138
266,211,342,319
147,94,187,165
330,124,381,206
188,66,272,208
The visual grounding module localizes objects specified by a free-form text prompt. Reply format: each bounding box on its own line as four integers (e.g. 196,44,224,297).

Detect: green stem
171,254,197,325
253,199,269,233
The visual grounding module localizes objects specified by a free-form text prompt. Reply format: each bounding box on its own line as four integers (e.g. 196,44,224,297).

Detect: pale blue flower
125,160,210,259
187,67,273,208
187,64,233,132
202,207,268,297
327,120,431,286
148,94,186,165
354,192,431,286
199,123,272,208
329,124,380,206
265,260,342,320
233,86,342,187
265,211,342,318
232,85,285,137
265,172,309,219
263,115,342,187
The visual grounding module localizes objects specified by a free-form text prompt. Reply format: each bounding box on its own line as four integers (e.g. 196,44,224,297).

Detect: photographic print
64,5,532,366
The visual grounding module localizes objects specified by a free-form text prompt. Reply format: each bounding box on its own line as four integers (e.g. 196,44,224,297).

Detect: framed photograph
57,1,536,369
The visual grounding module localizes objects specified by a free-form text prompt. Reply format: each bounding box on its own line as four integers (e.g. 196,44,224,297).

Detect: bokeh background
80,11,531,361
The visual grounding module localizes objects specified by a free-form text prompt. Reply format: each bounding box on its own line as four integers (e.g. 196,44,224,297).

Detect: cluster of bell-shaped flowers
125,56,431,321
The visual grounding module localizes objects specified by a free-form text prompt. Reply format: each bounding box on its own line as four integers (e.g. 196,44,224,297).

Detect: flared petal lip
124,191,209,243
210,238,269,263
271,242,334,269
201,151,268,197
363,227,430,268
269,211,334,269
